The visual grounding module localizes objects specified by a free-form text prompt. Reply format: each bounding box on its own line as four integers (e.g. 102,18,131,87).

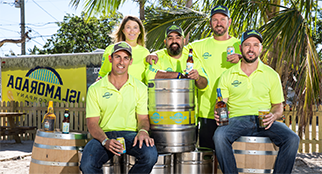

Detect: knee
213,128,228,143
288,132,300,147
139,146,158,166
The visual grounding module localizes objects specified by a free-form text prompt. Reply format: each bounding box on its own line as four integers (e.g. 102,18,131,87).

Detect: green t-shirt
86,75,148,132
187,36,241,119
145,48,207,84
218,61,284,118
99,44,150,83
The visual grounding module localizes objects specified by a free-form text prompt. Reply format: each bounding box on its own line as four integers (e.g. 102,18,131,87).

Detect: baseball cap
111,41,132,56
165,24,184,38
210,5,230,18
241,30,263,44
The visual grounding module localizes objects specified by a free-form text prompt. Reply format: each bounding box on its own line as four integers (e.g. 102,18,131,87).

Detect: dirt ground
0,140,321,174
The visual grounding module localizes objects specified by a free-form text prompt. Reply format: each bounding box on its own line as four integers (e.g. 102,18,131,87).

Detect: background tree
29,13,122,54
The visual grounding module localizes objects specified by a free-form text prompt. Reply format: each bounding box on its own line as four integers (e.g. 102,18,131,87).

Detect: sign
2,66,87,103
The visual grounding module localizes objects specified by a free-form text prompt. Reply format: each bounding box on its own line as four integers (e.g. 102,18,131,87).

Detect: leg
213,116,255,174
79,138,113,174
121,131,158,174
257,121,299,174
199,118,217,149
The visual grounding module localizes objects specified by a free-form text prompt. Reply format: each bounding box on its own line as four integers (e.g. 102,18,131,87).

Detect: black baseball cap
241,30,263,44
111,41,132,56
210,5,230,18
165,24,184,38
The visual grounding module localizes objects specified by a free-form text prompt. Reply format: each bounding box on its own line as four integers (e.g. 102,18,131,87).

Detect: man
145,24,208,89
80,42,158,174
213,30,299,174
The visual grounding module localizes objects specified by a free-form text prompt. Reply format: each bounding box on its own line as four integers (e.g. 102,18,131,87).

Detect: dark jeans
80,131,158,174
213,115,299,174
199,118,218,149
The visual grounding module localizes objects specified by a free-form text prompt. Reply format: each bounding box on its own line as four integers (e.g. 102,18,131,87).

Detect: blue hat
211,5,230,18
241,30,263,43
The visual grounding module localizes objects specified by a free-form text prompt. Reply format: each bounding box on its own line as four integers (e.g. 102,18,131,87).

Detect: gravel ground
0,140,321,174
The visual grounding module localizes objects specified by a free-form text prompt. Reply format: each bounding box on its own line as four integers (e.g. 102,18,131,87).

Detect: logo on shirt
150,112,164,123
166,67,173,72
103,92,113,99
202,52,212,59
170,113,187,124
231,80,241,87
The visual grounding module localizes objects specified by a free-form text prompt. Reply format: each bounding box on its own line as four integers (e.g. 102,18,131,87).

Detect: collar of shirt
101,74,135,91
231,59,265,75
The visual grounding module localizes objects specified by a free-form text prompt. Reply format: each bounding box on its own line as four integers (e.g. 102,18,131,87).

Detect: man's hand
133,130,155,149
214,111,220,126
104,139,124,156
263,113,277,130
227,54,242,64
186,69,200,80
146,53,159,65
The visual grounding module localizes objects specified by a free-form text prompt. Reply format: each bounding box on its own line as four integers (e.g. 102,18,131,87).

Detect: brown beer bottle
42,101,56,132
62,109,70,134
186,48,194,73
215,88,229,126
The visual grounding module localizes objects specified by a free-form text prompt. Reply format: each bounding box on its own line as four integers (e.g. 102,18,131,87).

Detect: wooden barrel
29,129,90,174
232,136,279,174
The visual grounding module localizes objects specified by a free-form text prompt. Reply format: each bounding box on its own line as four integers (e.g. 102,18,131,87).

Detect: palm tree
145,0,322,136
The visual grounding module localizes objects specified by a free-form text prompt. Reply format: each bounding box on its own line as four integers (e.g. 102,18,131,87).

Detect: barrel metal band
233,149,278,155
31,158,78,166
36,130,88,139
237,168,273,173
34,143,83,150
235,136,273,143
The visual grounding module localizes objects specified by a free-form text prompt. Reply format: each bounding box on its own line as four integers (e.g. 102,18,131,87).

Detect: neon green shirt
218,60,284,118
99,44,150,83
145,48,208,84
86,74,148,132
187,36,241,119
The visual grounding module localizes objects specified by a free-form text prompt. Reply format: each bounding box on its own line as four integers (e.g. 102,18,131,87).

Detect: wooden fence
0,101,321,153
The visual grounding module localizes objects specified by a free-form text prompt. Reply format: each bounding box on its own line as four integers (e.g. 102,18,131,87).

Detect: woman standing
98,15,150,83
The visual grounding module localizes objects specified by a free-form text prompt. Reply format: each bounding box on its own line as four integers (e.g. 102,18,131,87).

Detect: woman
98,15,150,83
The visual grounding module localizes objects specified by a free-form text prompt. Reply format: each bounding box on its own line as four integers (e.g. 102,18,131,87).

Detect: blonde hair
112,15,146,47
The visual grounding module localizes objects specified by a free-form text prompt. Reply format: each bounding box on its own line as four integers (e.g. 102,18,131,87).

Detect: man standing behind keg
80,41,158,174
145,24,208,89
213,30,299,174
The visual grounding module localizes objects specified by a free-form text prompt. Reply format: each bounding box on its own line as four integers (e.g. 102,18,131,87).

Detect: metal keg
148,79,196,153
175,147,214,174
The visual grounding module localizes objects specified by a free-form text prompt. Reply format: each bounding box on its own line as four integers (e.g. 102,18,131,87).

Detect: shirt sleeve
269,72,285,104
98,45,113,78
136,83,148,115
86,85,101,118
144,51,163,84
217,71,229,99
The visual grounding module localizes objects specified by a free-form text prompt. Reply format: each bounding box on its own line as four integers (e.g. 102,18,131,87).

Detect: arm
146,53,159,65
155,71,180,79
87,117,123,156
186,69,207,89
263,103,283,130
227,54,242,64
133,114,155,148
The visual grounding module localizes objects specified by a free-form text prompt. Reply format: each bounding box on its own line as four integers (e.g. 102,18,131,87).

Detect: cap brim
113,48,132,56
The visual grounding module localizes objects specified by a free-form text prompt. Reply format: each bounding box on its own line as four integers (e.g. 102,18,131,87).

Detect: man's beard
212,25,227,36
242,51,258,63
167,43,182,56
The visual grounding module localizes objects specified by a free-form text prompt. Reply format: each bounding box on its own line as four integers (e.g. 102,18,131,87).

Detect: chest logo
202,52,212,59
231,80,241,87
103,92,113,99
166,67,173,72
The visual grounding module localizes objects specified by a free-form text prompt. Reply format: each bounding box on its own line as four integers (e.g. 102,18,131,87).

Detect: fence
0,101,86,141
0,102,321,153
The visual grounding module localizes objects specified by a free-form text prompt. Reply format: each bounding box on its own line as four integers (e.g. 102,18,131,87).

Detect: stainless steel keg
148,79,196,153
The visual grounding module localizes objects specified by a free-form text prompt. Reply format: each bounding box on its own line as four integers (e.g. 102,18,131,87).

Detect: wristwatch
101,138,109,146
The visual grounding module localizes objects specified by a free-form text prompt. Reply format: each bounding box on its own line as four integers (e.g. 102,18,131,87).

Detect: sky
0,0,139,57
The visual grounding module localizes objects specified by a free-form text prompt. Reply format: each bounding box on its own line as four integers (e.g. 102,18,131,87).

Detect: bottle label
43,118,55,131
186,62,193,73
64,113,69,118
62,122,70,133
217,108,228,121
227,46,235,56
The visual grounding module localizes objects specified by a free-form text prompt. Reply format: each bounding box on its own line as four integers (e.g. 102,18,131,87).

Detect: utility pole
15,0,25,55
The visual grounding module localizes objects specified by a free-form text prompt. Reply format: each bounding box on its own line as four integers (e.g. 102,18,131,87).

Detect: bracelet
177,72,181,79
101,137,109,146
139,129,149,135
196,75,200,82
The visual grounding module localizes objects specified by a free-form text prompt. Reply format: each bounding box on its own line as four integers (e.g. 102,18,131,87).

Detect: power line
0,22,59,27
31,0,59,22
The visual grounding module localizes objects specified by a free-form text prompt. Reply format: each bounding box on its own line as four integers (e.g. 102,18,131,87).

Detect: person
213,30,299,174
80,42,158,174
98,15,151,83
145,24,208,90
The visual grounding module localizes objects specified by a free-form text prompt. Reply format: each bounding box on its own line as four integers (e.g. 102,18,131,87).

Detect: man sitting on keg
145,24,208,89
213,30,299,174
80,41,158,174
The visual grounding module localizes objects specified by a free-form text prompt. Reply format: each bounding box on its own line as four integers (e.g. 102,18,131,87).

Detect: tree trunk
139,0,145,21
184,0,192,45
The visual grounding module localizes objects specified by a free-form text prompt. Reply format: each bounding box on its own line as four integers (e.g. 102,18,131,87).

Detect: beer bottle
215,88,229,126
42,101,56,132
186,48,194,74
62,109,70,134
